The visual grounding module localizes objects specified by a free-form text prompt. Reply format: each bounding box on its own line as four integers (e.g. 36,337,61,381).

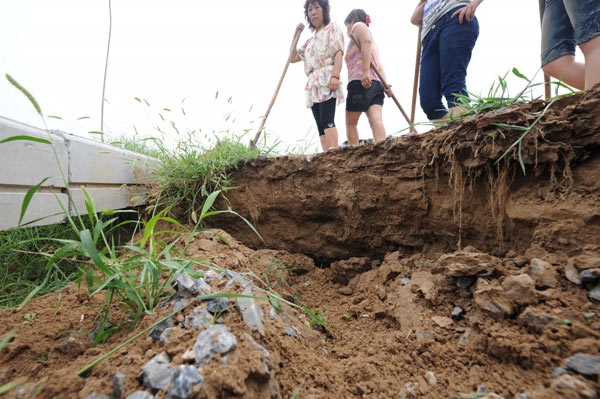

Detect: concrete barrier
0,116,158,231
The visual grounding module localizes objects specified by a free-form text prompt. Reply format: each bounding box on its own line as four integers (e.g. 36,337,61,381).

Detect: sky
0,1,582,153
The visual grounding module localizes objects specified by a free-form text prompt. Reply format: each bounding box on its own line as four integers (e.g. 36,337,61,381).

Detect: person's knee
542,59,562,77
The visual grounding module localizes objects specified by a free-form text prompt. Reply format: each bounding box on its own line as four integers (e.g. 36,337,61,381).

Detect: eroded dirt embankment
213,87,600,263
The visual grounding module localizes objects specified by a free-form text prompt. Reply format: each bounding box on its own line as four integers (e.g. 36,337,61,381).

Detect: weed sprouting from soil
0,329,27,394
2,74,329,365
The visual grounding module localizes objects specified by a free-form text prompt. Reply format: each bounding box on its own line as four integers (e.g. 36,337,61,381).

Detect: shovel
251,27,303,148
538,0,552,100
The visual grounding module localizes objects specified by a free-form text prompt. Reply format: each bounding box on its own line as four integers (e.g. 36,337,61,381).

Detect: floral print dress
297,22,345,108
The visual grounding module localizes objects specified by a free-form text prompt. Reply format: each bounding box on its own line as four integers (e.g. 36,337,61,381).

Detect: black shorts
311,97,337,136
346,80,385,112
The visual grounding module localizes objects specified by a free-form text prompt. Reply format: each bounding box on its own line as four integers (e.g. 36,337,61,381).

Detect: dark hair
304,0,331,31
344,9,369,26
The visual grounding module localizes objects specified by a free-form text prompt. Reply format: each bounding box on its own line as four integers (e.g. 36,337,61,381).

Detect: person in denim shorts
411,0,484,121
541,0,600,90
344,9,393,145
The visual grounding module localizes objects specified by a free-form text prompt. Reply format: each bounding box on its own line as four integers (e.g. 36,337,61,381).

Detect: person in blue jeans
411,0,484,121
541,0,600,90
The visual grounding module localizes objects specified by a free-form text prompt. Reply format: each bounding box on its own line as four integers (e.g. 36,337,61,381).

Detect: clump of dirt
1,87,600,399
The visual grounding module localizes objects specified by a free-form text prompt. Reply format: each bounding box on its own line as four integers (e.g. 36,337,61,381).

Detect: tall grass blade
80,230,109,274
17,268,51,311
0,377,28,395
291,379,306,399
5,74,42,116
0,135,51,145
0,329,16,350
18,177,49,227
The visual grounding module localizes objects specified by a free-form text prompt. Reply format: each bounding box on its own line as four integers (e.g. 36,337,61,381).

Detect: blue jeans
419,8,479,120
541,0,600,66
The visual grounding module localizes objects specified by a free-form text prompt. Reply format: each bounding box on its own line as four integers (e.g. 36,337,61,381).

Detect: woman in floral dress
291,0,345,151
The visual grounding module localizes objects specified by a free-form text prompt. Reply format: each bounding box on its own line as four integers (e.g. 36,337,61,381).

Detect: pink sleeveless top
345,22,382,82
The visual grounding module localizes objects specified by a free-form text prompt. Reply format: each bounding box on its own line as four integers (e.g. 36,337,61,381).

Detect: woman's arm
290,23,305,63
353,23,373,89
411,1,426,26
329,50,343,91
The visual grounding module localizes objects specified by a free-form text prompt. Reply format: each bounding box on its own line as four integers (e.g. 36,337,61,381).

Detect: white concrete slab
0,117,68,188
69,186,149,216
61,132,158,185
0,191,67,230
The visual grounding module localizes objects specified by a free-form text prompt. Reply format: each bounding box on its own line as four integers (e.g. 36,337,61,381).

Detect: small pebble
284,327,298,338
451,306,464,320
552,367,568,379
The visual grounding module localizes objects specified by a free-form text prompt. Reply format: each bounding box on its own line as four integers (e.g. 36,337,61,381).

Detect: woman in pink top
344,9,392,145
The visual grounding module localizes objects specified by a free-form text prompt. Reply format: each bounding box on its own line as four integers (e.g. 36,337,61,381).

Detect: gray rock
87,394,111,399
236,287,265,336
244,333,271,363
206,298,231,314
168,365,204,399
160,328,173,344
552,367,568,379
455,276,476,289
224,270,246,288
194,325,237,365
176,274,211,298
126,392,154,399
401,278,411,286
173,299,188,313
193,278,211,294
191,308,212,329
113,372,126,399
590,285,600,302
138,353,174,392
565,353,600,377
581,268,600,283
149,318,173,342
175,274,198,298
269,307,278,321
515,395,530,399
451,306,464,320
284,327,298,338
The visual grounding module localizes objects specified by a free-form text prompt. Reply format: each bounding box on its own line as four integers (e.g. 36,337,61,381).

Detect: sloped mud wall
213,87,600,262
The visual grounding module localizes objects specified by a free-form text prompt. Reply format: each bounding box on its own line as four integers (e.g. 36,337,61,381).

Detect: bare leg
542,54,585,90
346,111,362,145
319,135,329,152
579,35,600,90
365,105,386,143
324,127,339,149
